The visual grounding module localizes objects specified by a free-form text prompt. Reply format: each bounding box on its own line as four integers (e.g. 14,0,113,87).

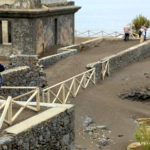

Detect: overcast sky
74,0,150,32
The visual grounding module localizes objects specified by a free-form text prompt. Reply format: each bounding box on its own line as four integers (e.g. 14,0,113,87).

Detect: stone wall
87,41,150,81
39,49,77,68
12,18,36,55
0,55,47,97
0,13,75,56
0,18,36,56
0,105,74,150
8,55,47,86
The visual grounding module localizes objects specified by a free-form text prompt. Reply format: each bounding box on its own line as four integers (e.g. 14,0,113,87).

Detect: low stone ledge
0,105,74,150
39,49,77,68
44,1,75,7
58,44,81,52
58,37,122,53
87,40,150,81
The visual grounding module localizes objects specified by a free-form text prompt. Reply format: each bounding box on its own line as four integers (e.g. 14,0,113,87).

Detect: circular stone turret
0,0,42,9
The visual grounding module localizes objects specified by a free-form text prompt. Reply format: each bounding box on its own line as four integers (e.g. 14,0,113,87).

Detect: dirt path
74,57,150,150
44,40,138,86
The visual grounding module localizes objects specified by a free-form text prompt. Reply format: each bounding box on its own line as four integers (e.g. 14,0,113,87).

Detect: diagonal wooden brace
101,59,110,80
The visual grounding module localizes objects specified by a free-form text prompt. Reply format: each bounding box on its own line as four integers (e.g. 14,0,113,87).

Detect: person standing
124,24,131,41
0,63,5,87
144,25,148,40
140,26,145,43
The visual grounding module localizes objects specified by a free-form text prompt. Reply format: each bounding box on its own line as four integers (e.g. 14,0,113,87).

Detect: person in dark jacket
0,64,5,87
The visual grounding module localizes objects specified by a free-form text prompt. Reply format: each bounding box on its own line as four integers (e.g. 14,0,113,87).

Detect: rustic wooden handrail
0,87,40,129
42,68,96,104
75,30,124,37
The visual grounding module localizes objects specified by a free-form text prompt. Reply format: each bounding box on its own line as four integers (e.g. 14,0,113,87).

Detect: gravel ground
44,40,139,86
74,57,150,150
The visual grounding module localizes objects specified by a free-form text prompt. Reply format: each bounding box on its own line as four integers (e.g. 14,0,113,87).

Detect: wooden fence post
72,78,76,97
7,98,12,124
62,84,66,103
36,88,40,111
0,96,11,129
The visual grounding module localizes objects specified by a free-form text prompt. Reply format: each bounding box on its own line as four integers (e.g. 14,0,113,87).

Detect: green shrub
135,123,150,150
132,15,150,32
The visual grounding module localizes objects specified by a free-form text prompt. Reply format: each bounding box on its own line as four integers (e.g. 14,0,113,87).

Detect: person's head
141,26,144,29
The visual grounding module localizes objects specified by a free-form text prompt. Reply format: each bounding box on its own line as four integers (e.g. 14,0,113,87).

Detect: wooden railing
0,87,40,129
42,68,96,104
75,30,139,39
75,30,123,37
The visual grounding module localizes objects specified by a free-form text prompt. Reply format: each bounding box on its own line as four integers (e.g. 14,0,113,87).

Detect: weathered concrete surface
0,14,77,56
39,49,77,67
35,14,75,55
0,0,80,56
0,105,74,150
58,37,123,53
0,0,42,9
58,14,75,46
74,57,150,150
87,40,150,81
43,1,74,7
44,40,138,86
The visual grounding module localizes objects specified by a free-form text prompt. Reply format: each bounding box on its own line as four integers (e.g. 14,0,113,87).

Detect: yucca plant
135,123,150,150
132,15,150,32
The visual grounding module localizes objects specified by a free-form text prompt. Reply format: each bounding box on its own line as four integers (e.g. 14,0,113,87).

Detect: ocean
44,0,150,35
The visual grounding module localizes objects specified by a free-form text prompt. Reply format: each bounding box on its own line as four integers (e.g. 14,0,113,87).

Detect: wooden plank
12,100,37,112
63,78,75,104
46,90,50,103
52,84,63,103
12,91,38,122
64,81,74,97
1,86,37,89
13,90,35,101
72,78,76,97
75,74,85,96
85,70,95,87
50,90,63,104
36,88,40,111
43,68,94,92
0,102,5,110
0,96,11,129
62,84,66,103
6,98,12,124
2,21,8,44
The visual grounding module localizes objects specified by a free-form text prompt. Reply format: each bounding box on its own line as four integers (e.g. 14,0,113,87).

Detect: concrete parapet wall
39,49,77,68
0,105,74,150
1,66,30,86
43,1,74,7
58,37,122,53
9,55,39,68
0,55,47,97
8,55,47,87
87,41,150,81
0,66,40,97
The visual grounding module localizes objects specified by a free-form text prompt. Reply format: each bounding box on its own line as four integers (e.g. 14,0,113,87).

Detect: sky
74,0,150,33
